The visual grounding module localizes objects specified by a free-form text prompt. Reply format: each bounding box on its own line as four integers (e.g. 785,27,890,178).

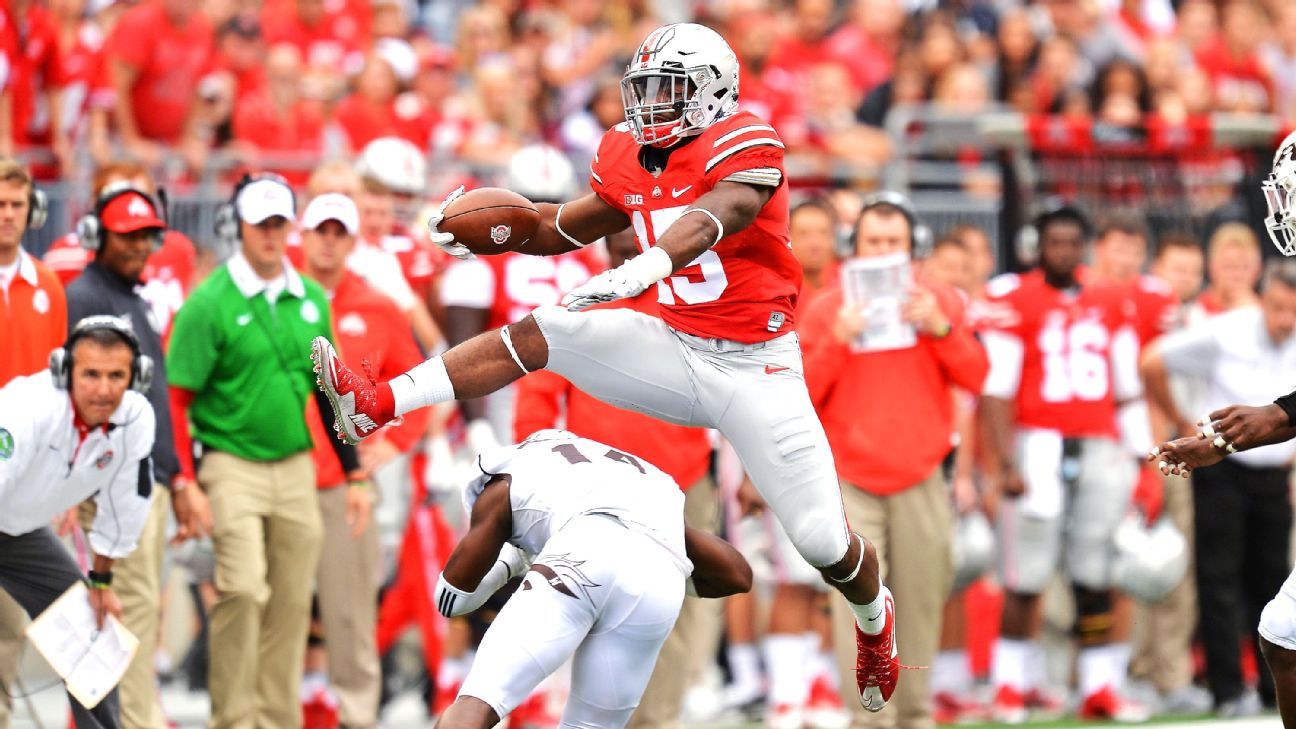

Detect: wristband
87,570,113,588
622,246,675,289
1276,391,1296,427
930,320,952,338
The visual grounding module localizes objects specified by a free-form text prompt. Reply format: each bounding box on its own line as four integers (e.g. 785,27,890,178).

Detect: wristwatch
87,570,113,589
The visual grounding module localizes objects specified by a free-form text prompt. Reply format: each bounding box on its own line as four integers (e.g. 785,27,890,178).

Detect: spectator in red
106,0,216,169
826,0,906,95
801,196,988,729
6,0,71,177
213,14,268,120
790,197,841,321
231,44,324,186
1177,0,1219,56
261,0,367,76
1195,0,1274,114
50,0,108,171
729,11,801,141
391,43,455,149
330,52,402,153
767,0,838,90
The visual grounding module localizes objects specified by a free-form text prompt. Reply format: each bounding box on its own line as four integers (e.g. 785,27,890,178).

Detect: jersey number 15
632,207,728,305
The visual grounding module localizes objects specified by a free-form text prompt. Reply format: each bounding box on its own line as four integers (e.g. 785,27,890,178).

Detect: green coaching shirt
168,253,332,462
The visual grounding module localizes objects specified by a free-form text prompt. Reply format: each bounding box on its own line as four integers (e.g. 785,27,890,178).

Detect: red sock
376,381,396,424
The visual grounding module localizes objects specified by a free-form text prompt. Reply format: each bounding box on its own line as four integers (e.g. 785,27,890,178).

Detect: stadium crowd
2,0,1296,728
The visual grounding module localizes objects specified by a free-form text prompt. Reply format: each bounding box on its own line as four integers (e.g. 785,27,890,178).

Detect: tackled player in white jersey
431,430,751,728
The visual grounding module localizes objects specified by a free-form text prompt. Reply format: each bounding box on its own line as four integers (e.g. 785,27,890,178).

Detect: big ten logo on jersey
1037,309,1110,403
503,255,592,323
625,194,644,207
631,206,729,305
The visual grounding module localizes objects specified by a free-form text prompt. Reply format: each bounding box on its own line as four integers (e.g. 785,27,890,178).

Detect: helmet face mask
621,23,739,148
1264,131,1296,257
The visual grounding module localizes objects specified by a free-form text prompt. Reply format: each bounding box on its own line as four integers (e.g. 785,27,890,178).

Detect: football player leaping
312,22,901,711
1150,129,1296,729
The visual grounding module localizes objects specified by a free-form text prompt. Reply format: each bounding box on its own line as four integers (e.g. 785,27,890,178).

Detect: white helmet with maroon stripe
621,23,740,148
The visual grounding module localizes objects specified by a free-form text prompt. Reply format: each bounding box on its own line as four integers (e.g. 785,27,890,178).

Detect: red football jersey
980,270,1140,438
589,110,799,343
440,251,594,330
1108,274,1179,348
379,230,436,303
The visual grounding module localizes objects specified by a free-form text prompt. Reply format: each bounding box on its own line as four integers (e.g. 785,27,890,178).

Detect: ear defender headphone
1015,198,1092,266
841,190,934,259
50,315,154,394
0,156,48,231
75,182,168,253
214,172,296,252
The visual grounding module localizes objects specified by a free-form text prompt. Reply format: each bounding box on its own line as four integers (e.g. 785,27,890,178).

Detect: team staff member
296,192,428,729
64,183,210,729
0,156,66,729
167,175,362,729
800,195,988,729
0,315,156,729
513,229,718,729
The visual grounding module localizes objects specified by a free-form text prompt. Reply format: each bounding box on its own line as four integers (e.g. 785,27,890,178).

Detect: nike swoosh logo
671,185,692,198
236,313,253,327
764,365,790,374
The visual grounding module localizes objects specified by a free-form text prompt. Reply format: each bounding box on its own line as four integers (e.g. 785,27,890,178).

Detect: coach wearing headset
167,174,364,729
65,183,209,729
0,315,156,729
799,193,989,727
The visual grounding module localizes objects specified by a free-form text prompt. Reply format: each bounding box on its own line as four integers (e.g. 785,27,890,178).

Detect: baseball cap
301,193,359,235
236,178,296,224
101,191,164,233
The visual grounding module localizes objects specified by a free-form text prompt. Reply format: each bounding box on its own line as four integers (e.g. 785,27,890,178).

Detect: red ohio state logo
490,225,512,245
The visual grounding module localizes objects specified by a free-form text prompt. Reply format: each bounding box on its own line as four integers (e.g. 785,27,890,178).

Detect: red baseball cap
101,191,164,233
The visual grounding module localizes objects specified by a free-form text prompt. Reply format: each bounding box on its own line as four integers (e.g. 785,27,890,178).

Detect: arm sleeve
169,386,196,480
980,330,1024,399
1109,325,1143,402
704,125,786,187
90,401,155,559
512,370,568,442
434,544,531,617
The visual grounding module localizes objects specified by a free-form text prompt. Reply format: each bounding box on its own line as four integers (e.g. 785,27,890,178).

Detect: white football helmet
1111,514,1188,603
505,145,577,203
1264,129,1296,256
621,23,740,148
355,137,427,197
951,510,996,593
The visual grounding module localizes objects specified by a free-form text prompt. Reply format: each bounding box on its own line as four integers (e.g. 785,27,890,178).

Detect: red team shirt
107,3,215,143
589,111,799,343
980,270,1140,438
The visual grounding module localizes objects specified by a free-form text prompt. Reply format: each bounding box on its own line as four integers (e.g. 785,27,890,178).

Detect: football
439,187,540,255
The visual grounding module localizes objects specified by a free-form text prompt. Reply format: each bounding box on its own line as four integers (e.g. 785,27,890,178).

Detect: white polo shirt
0,371,155,558
1158,306,1296,468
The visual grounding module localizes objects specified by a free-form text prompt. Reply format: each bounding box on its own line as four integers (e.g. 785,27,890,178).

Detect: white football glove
560,246,675,311
426,186,473,261
561,268,648,311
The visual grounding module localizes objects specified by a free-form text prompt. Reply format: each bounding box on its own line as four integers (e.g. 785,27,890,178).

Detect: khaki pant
627,476,724,729
115,487,170,729
1130,472,1198,693
0,590,25,729
202,451,322,729
316,486,380,729
832,470,952,729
